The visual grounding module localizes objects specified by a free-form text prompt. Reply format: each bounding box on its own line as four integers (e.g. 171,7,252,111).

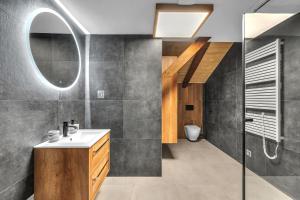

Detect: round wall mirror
27,8,81,90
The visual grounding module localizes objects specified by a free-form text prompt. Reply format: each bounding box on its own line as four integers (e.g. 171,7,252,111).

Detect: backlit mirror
28,8,81,90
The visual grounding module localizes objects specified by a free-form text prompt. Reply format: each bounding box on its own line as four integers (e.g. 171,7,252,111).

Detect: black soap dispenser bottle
63,121,69,137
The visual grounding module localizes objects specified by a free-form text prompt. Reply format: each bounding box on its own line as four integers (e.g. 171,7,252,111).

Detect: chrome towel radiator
245,39,282,159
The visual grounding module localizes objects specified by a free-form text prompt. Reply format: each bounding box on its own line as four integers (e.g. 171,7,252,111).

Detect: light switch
246,149,252,158
97,90,105,99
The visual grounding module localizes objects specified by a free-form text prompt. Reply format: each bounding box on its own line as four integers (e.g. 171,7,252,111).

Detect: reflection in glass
244,12,300,200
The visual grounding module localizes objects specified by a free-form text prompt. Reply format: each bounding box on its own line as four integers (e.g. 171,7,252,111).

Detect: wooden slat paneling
178,84,203,139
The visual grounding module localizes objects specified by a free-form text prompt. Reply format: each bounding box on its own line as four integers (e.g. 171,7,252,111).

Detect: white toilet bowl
184,125,201,141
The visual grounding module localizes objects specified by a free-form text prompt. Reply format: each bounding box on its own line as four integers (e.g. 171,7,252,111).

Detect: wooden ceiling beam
190,42,233,83
163,37,210,77
182,42,210,88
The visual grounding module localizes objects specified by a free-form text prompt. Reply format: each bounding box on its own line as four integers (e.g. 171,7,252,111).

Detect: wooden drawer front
91,154,109,197
91,138,110,173
93,133,109,152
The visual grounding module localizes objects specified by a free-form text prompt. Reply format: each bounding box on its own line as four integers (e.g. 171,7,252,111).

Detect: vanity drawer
91,135,110,173
91,154,110,198
92,133,109,151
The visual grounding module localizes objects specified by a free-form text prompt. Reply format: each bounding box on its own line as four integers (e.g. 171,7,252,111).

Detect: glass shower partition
243,12,300,200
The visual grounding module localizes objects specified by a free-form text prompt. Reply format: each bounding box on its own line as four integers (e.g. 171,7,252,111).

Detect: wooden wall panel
162,56,178,143
178,84,203,139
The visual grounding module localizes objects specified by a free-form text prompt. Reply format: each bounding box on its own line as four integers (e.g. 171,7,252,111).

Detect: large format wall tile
58,100,85,128
90,100,123,139
204,100,219,124
220,71,237,100
283,37,300,100
0,174,33,200
236,133,243,162
124,60,161,100
264,176,300,199
110,139,161,176
282,100,300,153
236,69,243,103
205,122,219,145
245,134,267,176
205,70,223,101
135,139,161,176
266,146,300,176
123,100,161,139
0,0,36,21
124,37,162,62
123,99,161,121
205,43,242,163
123,38,161,101
89,61,124,100
89,35,162,176
109,139,136,176
0,100,58,192
90,36,124,62
0,11,9,100
219,100,237,131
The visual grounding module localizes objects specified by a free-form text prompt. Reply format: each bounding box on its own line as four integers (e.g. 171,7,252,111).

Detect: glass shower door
243,11,300,200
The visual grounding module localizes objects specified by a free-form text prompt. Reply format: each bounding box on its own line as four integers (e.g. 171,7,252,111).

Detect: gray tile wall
89,35,162,176
205,43,243,162
0,1,86,199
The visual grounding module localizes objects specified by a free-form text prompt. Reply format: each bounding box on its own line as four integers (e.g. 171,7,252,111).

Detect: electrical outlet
246,149,252,158
97,90,105,99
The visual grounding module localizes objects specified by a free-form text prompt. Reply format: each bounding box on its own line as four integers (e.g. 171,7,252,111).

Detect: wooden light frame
153,4,213,38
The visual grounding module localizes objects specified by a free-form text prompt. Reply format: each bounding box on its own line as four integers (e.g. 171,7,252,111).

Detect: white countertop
34,129,110,148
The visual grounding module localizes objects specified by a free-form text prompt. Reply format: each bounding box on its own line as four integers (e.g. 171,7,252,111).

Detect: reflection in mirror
244,12,299,200
29,9,80,89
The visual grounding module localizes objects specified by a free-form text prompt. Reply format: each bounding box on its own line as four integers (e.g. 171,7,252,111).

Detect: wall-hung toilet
184,125,201,141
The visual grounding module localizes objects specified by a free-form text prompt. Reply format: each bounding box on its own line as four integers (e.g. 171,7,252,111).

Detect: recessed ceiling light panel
154,4,213,38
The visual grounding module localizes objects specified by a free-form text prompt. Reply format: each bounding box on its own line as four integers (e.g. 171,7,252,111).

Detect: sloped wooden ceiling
163,38,210,77
162,41,233,84
189,42,233,83
162,41,193,56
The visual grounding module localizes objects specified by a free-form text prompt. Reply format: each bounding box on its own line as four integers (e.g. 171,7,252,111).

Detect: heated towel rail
245,39,282,159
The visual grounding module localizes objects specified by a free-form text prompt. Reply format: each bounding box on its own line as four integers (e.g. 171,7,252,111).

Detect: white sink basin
34,129,110,148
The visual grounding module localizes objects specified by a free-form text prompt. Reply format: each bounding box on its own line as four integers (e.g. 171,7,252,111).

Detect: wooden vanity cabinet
34,132,110,200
